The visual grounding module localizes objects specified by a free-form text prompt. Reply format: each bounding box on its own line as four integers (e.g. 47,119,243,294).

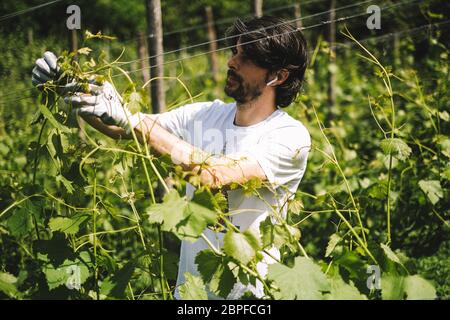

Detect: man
32,16,310,299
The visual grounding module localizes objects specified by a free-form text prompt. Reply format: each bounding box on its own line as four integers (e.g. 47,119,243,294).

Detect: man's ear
277,69,289,85
267,69,289,86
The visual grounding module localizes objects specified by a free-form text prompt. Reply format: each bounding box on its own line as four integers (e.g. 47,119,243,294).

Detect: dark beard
224,69,264,104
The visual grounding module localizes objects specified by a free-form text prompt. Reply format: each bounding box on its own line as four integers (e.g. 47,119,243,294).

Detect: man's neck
234,96,277,127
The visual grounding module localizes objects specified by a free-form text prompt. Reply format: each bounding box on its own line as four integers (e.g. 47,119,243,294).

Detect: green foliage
268,257,330,300
381,273,436,300
380,138,412,161
418,180,444,205
100,262,135,299
195,250,236,298
325,274,367,300
6,207,33,237
147,190,218,242
0,272,20,298
0,5,448,300
223,229,261,265
48,214,90,235
178,273,208,300
39,251,91,291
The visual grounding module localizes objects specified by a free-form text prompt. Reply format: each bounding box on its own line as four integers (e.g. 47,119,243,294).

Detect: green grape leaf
288,199,303,215
404,275,436,300
380,243,402,265
223,230,259,265
148,190,218,242
380,138,412,161
208,262,235,298
179,273,208,300
418,180,443,205
381,273,436,300
7,207,33,237
334,250,367,280
34,233,74,266
438,138,450,158
42,254,90,290
268,256,330,299
176,201,218,242
325,233,342,258
100,261,135,299
325,274,367,300
38,103,71,133
195,250,221,283
381,273,405,300
56,175,75,194
0,272,20,298
48,214,89,235
442,166,450,181
147,190,186,230
260,217,300,249
195,250,236,298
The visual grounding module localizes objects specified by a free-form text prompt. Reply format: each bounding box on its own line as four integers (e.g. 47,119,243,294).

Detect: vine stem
30,118,48,241
0,194,44,219
332,205,377,264
116,82,171,299
92,167,100,300
312,106,368,246
342,25,396,246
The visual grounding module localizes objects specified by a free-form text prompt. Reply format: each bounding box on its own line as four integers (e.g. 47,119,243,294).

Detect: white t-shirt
155,99,311,299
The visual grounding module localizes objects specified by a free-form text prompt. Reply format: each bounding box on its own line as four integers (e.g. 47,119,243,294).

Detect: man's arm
133,116,267,189
80,113,158,140
80,115,130,140
80,112,267,189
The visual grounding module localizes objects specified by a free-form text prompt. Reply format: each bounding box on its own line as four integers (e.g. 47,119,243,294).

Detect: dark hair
226,16,308,107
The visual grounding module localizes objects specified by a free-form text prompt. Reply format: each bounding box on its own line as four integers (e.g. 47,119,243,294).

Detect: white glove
32,51,60,87
32,51,79,94
64,81,144,133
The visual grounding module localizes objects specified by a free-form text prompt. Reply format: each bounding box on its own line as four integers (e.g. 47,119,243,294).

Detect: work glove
31,51,79,94
64,81,145,134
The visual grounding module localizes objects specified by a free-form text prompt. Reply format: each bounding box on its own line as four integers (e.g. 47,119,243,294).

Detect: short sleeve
153,101,213,139
244,125,311,189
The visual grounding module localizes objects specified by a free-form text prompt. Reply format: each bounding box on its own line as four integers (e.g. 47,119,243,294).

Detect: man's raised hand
31,51,60,87
31,51,80,94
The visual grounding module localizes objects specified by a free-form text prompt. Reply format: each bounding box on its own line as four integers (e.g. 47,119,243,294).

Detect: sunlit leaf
223,230,258,265
325,234,342,258
179,273,208,300
48,214,89,235
380,138,411,161
268,257,330,299
418,180,443,205
404,275,436,300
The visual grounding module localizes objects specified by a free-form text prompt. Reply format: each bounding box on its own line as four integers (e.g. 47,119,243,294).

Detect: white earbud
266,77,278,86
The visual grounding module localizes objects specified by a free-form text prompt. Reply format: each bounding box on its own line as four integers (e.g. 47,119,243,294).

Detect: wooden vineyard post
327,0,337,117
137,32,151,95
253,0,263,18
294,3,302,29
145,0,165,114
68,29,86,140
69,29,78,54
205,6,219,83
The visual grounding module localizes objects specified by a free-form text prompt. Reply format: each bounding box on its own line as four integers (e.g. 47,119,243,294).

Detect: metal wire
0,0,65,22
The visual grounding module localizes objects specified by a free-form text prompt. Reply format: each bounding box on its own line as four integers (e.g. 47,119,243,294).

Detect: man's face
224,40,269,104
